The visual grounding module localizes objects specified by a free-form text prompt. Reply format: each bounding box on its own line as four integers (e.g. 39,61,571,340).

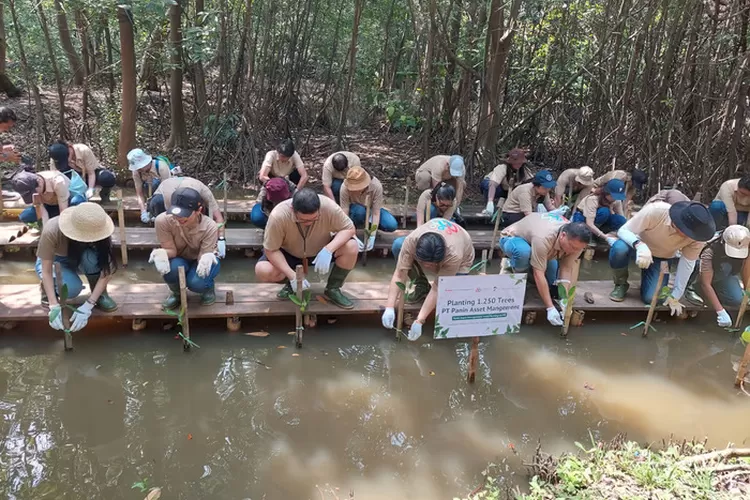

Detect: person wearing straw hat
36,203,118,332
571,179,627,245
553,166,595,208
709,175,750,230
341,166,398,252
646,188,690,205
415,154,466,208
255,188,358,308
127,148,179,223
684,225,750,327
13,169,86,224
48,140,116,204
250,177,293,229
259,139,308,190
149,176,227,258
590,168,648,214
608,201,715,308
500,170,558,227
382,218,474,341
150,187,220,309
322,151,361,202
481,148,534,216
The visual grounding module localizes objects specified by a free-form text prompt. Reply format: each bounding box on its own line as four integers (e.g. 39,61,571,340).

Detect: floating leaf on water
244,331,270,337
145,487,162,500
292,353,300,357
187,433,193,440
277,345,287,349
429,371,435,376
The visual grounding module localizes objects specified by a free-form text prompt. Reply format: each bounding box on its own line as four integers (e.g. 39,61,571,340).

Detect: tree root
677,448,750,467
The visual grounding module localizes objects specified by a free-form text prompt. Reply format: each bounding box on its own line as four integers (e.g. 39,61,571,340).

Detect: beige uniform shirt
555,168,584,199
485,163,533,192
155,177,221,217
416,189,455,222
647,189,689,205
50,144,100,177
38,170,70,206
36,216,69,260
575,193,623,223
503,182,551,214
396,219,474,276
264,195,354,259
622,201,705,260
340,176,385,217
155,213,218,261
715,179,750,215
262,150,304,178
416,155,466,204
501,213,580,271
322,152,361,187
136,159,171,184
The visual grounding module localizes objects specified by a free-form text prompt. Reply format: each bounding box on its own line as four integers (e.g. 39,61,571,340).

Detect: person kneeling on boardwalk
37,203,118,331
259,139,308,189
250,178,293,229
572,179,627,245
590,168,648,214
254,188,358,309
481,148,534,215
417,182,456,225
48,141,116,204
499,214,591,326
646,189,689,205
127,148,179,223
709,176,750,230
501,170,558,227
149,187,220,309
322,151,360,202
13,169,86,224
341,166,398,250
148,177,227,258
684,225,750,327
415,155,466,208
382,218,475,341
554,166,595,208
609,201,715,309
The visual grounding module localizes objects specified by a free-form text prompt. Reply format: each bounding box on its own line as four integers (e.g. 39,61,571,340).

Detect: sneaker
277,282,294,300
200,287,216,306
609,284,630,302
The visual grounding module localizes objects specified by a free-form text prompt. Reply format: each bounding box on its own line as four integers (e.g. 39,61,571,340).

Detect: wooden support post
395,288,405,342
295,264,304,348
225,290,240,331
643,261,669,337
735,341,750,387
54,261,73,351
362,194,371,266
561,257,582,337
178,266,191,351
32,193,43,223
489,204,502,261
223,172,228,222
735,274,750,328
467,337,479,383
116,189,128,267
402,185,408,229
131,318,147,331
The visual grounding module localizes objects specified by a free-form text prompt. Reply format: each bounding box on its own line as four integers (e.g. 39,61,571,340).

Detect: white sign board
434,274,527,339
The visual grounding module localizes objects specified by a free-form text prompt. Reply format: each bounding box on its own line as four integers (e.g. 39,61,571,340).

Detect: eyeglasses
294,212,320,225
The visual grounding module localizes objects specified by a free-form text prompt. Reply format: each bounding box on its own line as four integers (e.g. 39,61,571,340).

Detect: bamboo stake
735,273,750,328
223,171,228,221
735,342,750,387
295,264,304,348
468,250,489,383
395,287,405,342
178,266,191,350
643,261,669,337
362,194,371,266
32,193,43,223
402,185,408,229
489,201,502,261
561,257,582,337
116,189,128,267
54,261,73,351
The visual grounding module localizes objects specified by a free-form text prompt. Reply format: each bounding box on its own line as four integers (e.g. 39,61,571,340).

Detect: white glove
382,307,395,329
717,309,732,327
313,248,333,274
48,305,64,331
148,248,171,275
290,278,311,293
217,238,226,259
140,210,151,224
70,302,94,332
366,234,376,251
196,252,218,278
408,321,423,341
635,243,653,269
606,236,618,247
484,201,494,215
546,307,563,326
663,296,685,317
85,188,95,200
355,237,365,253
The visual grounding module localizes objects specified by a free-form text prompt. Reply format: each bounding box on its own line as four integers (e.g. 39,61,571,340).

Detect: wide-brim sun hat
344,166,371,192
59,202,115,243
449,155,465,177
669,201,716,242
127,148,153,172
575,166,594,186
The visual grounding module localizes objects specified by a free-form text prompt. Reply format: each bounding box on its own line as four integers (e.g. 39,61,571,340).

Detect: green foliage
383,99,422,132
202,114,240,148
741,327,750,346
658,286,671,300
289,289,312,312
164,306,200,348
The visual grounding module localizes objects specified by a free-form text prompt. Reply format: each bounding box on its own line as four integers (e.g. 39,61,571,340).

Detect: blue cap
604,179,627,201
449,155,465,177
533,170,556,189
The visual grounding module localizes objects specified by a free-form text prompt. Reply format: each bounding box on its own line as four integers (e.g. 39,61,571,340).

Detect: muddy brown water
0,253,748,499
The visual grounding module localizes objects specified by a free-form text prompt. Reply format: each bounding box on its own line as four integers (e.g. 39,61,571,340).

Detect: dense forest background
0,0,744,198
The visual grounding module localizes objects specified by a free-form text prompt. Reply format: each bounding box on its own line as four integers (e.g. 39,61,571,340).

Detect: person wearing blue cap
590,168,648,213
572,179,628,245
500,170,557,227
415,154,466,209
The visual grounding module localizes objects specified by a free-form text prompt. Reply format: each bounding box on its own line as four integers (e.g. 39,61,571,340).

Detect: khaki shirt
416,188,455,222
50,144,100,177
155,177,221,217
262,150,304,178
416,155,466,204
322,151,361,186
396,219,474,276
340,176,385,218
38,170,70,206
715,179,750,214
485,163,533,191
575,193,623,224
135,159,171,184
155,212,218,261
264,195,354,259
647,189,689,205
622,201,705,260
555,168,585,199
501,213,580,271
503,182,551,214
36,216,69,260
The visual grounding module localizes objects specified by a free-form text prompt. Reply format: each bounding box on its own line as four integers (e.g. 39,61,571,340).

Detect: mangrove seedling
163,308,201,349
289,289,312,313
395,279,416,341
48,283,77,336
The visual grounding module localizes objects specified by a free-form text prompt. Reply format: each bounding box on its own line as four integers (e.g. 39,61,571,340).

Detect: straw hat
344,166,371,192
59,202,115,243
575,166,594,185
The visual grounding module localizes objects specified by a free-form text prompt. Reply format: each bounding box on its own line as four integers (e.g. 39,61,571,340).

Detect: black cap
48,143,70,171
169,187,202,218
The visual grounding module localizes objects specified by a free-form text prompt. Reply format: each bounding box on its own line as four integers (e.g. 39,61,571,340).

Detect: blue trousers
609,240,676,303
19,194,86,223
249,204,269,229
163,257,221,293
349,204,398,233
479,177,509,203
709,200,748,230
499,236,559,288
35,249,101,299
695,262,744,307
572,208,627,233
331,179,344,203
142,178,161,196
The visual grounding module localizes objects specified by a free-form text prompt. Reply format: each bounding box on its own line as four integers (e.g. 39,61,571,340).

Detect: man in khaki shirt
609,201,715,310
340,167,398,252
382,218,475,341
255,188,358,309
150,187,220,309
415,155,466,208
48,141,117,203
647,189,689,205
500,213,591,326
571,178,627,244
501,170,557,226
127,148,175,222
709,177,750,229
480,148,534,215
258,139,308,190
13,170,86,224
322,151,361,202
553,166,594,207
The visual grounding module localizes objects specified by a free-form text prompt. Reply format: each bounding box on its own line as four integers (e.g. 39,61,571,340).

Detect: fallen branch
677,448,750,466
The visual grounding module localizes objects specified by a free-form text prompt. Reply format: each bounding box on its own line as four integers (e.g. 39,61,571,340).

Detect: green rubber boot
406,266,430,304
324,265,354,309
162,284,181,310
86,274,118,312
277,281,294,300
609,267,630,302
200,287,216,306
